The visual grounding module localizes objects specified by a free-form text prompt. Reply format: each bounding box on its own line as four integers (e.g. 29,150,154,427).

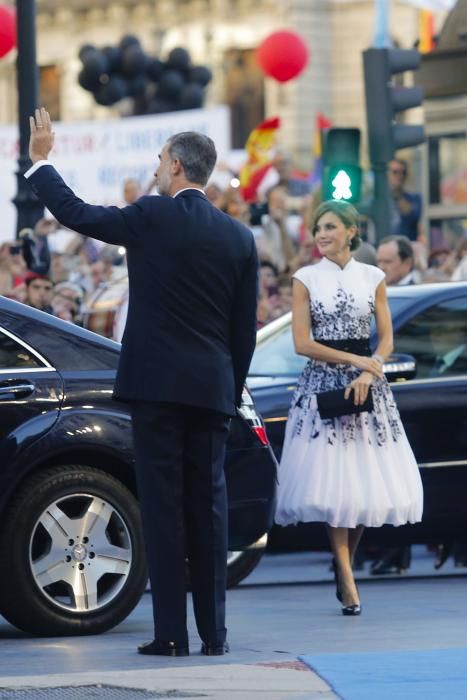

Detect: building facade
0,0,444,164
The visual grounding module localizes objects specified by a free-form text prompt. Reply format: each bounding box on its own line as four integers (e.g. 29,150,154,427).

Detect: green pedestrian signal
326,165,362,202
322,128,362,204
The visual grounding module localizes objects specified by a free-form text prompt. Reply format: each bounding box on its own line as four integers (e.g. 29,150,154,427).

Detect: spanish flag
419,9,435,53
239,117,281,202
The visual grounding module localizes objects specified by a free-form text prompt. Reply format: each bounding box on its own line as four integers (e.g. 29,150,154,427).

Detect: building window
428,132,467,206
40,64,61,121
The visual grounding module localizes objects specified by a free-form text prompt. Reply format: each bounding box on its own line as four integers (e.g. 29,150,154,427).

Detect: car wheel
226,548,265,588
0,465,147,636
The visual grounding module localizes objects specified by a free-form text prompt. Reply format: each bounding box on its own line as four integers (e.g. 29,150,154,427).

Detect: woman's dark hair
311,199,361,251
167,132,217,186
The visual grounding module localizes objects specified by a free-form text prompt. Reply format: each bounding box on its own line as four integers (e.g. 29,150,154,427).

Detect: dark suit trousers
130,401,230,646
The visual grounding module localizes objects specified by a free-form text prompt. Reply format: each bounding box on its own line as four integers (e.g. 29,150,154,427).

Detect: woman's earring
347,236,352,247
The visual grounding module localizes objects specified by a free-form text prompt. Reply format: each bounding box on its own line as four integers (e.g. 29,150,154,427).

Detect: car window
393,296,467,379
250,325,307,376
250,296,415,377
249,294,467,378
370,295,416,335
0,329,44,370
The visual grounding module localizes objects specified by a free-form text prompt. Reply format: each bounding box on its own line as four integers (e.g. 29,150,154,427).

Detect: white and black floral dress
275,257,423,529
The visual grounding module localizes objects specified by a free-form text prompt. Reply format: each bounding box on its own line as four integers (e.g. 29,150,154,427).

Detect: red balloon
256,30,309,83
0,5,16,59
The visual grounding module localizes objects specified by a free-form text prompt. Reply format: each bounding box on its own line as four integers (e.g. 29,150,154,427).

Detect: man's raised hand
29,107,55,164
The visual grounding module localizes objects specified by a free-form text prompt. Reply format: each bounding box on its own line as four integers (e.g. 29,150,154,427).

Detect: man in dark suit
27,108,258,657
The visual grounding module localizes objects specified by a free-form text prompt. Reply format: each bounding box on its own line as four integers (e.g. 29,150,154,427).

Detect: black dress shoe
137,639,189,657
342,604,361,616
371,546,411,575
201,641,230,656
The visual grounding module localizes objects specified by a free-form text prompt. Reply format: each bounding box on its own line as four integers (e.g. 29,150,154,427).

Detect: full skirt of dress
275,360,424,529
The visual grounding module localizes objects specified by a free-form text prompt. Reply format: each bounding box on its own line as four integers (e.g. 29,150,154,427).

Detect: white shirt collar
173,187,205,198
319,256,356,272
396,272,415,286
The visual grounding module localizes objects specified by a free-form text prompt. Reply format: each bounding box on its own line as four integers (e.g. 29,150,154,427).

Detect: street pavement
1,547,467,699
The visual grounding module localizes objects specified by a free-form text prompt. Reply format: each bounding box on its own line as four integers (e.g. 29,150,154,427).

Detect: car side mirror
383,353,417,382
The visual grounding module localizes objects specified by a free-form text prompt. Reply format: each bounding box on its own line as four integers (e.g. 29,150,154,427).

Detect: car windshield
249,295,413,377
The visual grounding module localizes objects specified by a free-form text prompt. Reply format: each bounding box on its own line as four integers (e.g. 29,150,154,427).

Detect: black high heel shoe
342,604,361,616
331,558,343,603
341,580,361,615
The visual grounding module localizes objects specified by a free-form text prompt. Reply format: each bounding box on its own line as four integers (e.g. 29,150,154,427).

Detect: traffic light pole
363,47,424,243
13,0,44,236
371,163,391,241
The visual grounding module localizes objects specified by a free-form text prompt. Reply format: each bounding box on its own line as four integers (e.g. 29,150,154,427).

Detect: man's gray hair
167,132,217,186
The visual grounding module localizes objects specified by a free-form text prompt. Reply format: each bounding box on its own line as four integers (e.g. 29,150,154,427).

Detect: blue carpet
299,648,467,700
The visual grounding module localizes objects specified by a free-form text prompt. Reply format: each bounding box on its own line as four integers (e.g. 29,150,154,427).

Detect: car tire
226,548,265,588
0,465,147,636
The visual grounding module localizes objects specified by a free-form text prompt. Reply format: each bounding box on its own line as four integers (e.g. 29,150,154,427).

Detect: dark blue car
248,282,467,552
0,297,276,636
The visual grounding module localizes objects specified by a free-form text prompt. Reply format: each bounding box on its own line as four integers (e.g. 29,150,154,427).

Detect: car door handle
0,380,35,398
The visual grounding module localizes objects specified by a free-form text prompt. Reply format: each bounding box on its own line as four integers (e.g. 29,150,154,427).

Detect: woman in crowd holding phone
275,200,423,616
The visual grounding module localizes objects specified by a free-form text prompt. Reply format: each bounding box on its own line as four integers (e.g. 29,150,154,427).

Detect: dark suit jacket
28,166,258,415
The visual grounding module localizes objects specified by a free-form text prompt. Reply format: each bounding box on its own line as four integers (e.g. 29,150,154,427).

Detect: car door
0,325,63,503
390,293,467,537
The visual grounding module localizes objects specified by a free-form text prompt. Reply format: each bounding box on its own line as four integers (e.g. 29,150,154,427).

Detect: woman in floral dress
275,200,423,616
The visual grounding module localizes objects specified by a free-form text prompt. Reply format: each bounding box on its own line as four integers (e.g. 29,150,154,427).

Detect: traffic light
363,47,425,166
322,128,362,204
362,47,424,241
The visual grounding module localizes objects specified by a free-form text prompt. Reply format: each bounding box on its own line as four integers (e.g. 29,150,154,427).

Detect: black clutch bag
316,388,374,420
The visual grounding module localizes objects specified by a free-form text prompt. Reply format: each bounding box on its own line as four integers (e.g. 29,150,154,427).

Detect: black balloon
78,67,101,92
102,46,122,74
94,76,128,106
127,74,147,98
146,57,164,82
189,65,212,87
119,34,141,52
178,83,204,110
78,36,208,113
166,47,191,72
108,76,129,101
81,50,110,84
78,44,96,62
121,45,148,77
93,85,114,107
158,69,185,98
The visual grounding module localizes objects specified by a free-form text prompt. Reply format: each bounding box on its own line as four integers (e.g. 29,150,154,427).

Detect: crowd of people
1,153,467,341
1,142,466,595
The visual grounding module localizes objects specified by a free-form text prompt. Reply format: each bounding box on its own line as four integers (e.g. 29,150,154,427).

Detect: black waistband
318,338,371,356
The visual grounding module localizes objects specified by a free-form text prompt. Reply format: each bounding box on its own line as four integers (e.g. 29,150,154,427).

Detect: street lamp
13,0,44,235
